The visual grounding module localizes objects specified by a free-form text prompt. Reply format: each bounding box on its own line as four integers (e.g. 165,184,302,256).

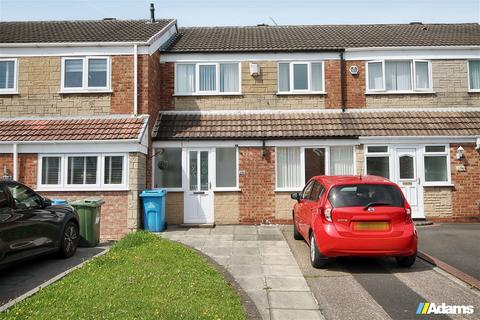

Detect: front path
161,225,324,320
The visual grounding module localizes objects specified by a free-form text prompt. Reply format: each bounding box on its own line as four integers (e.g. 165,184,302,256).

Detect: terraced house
1,19,480,240
0,17,177,239
153,23,480,226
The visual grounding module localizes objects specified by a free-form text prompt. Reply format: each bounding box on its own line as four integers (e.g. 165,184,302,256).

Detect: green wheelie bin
70,198,105,247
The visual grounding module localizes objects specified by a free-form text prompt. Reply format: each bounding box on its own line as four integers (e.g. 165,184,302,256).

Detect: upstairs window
0,59,17,93
278,62,324,93
366,60,431,93
175,62,241,95
469,60,480,91
62,57,110,92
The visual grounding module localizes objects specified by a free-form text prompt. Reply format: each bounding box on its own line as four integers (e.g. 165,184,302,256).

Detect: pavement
160,225,324,320
417,223,480,280
0,246,108,307
281,225,480,320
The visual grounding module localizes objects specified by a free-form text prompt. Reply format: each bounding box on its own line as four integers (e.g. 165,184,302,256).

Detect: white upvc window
174,62,241,95
468,60,480,92
275,146,355,191
365,145,392,179
0,58,18,94
215,147,239,191
61,56,111,92
423,145,451,186
37,153,127,191
277,61,325,94
366,59,432,93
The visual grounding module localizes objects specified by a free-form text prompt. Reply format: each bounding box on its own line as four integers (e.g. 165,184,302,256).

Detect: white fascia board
345,47,480,61
0,45,150,57
148,21,178,55
0,140,148,154
153,139,359,148
160,52,341,63
359,136,479,144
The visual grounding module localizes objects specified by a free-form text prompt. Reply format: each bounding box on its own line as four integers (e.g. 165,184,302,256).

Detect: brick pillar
450,144,480,221
239,147,276,224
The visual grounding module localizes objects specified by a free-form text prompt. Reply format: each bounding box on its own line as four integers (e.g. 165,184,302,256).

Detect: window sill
214,188,241,192
173,93,243,97
276,92,326,96
37,187,129,192
365,90,435,95
157,188,184,192
468,90,480,93
0,91,19,95
422,183,454,187
59,89,113,94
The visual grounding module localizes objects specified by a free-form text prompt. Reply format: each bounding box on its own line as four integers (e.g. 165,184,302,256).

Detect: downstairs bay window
276,146,355,190
175,62,241,95
366,60,432,93
37,153,127,190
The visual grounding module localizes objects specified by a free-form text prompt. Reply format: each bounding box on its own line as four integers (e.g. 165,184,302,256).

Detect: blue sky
0,0,478,26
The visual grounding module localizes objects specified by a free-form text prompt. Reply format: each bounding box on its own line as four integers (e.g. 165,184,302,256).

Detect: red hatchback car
292,175,417,268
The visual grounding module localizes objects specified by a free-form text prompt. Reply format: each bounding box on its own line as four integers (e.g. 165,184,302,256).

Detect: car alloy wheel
60,221,79,258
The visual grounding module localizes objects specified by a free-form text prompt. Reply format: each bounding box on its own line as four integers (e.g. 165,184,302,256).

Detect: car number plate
353,221,389,231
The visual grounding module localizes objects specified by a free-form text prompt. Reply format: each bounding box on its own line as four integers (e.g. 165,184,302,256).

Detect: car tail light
405,203,412,223
324,201,333,222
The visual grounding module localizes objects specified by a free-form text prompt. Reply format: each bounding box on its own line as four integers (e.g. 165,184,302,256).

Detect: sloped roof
153,109,480,140
0,19,175,44
164,23,480,52
0,116,147,142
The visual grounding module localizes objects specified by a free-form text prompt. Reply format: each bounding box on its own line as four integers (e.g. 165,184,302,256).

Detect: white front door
184,149,214,224
394,147,424,219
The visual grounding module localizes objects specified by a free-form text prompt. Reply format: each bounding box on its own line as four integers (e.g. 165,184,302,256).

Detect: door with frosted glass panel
394,148,424,219
184,149,214,224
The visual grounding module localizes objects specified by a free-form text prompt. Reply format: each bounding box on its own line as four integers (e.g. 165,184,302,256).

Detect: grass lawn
2,232,246,320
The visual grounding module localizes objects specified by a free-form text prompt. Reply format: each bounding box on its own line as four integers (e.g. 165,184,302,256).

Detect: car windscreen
328,184,404,208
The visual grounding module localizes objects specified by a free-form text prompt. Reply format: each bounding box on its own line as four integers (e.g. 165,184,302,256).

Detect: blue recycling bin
140,189,167,232
52,199,68,205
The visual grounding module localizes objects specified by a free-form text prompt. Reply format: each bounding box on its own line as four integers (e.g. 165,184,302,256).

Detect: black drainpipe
340,49,347,112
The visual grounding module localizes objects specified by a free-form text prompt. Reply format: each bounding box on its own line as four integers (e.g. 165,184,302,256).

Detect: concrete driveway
417,223,480,280
161,225,324,320
0,246,108,307
281,226,480,320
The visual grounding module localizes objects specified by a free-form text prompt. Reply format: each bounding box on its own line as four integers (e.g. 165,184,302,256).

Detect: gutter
340,49,347,112
12,143,18,180
134,44,138,115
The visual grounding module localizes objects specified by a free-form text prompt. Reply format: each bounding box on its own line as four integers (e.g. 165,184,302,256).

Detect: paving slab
160,225,323,320
268,291,319,309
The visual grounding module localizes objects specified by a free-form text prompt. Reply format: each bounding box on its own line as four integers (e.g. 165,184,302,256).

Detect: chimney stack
150,3,155,23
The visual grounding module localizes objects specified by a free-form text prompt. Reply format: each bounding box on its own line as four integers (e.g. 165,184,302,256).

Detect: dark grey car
0,180,80,267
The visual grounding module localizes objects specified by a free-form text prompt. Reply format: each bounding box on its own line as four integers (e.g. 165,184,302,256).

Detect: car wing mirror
42,197,52,208
291,192,301,202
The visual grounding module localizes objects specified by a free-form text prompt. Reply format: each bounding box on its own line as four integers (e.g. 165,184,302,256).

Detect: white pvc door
184,149,214,224
395,147,424,219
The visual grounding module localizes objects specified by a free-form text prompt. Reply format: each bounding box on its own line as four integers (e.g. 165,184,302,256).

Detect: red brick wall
158,61,175,111
325,59,366,109
40,191,129,240
325,60,342,109
450,144,480,221
238,147,276,224
0,153,36,186
345,61,366,108
111,55,134,114
0,154,13,178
